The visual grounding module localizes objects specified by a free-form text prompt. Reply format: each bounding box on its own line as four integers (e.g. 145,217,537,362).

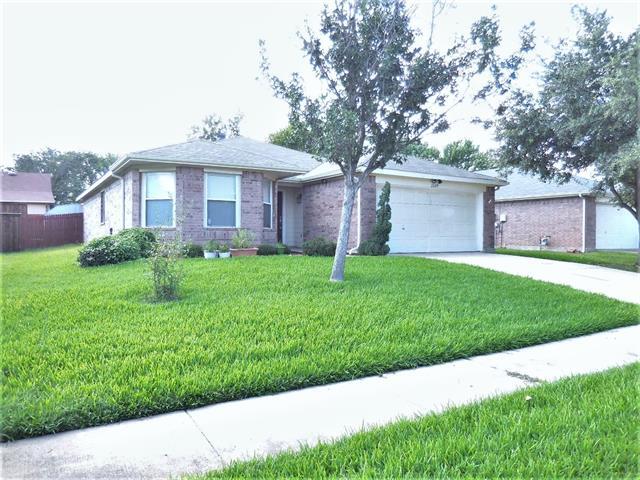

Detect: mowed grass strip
1,246,638,440
496,248,638,271
201,364,639,479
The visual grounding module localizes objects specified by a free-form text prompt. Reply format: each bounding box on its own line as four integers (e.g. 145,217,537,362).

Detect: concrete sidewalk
2,326,639,480
415,252,640,304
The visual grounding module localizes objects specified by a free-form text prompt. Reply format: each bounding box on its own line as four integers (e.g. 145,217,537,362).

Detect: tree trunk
636,165,639,272
330,178,359,282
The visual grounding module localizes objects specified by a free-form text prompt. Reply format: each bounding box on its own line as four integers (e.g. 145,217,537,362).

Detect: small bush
303,237,336,256
231,229,255,248
148,241,183,302
257,244,278,256
357,239,390,256
204,240,220,252
78,235,141,267
183,243,204,258
276,243,291,255
218,243,229,253
117,228,157,257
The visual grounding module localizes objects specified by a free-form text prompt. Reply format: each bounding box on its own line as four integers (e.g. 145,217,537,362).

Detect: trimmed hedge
183,243,204,258
303,237,336,256
257,244,278,256
78,228,157,267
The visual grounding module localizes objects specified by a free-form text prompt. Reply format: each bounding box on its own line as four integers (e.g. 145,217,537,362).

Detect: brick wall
584,197,596,251
302,175,376,249
83,178,123,241
483,187,496,252
495,196,594,251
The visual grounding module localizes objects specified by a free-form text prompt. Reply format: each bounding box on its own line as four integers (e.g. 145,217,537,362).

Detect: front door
276,191,283,243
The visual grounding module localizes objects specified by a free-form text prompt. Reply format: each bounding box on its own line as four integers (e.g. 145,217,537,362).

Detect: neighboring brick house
78,137,505,253
0,171,54,215
478,169,639,251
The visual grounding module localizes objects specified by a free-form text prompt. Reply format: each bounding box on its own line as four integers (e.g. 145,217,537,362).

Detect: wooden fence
0,213,83,252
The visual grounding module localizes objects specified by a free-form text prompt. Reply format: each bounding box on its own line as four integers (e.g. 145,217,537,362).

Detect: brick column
483,186,496,252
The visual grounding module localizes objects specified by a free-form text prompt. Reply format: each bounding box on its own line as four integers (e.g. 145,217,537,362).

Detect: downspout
579,193,586,253
111,171,126,230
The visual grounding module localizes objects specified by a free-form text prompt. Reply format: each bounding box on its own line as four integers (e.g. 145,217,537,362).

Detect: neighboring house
478,169,639,251
45,203,83,216
77,137,505,253
0,171,54,215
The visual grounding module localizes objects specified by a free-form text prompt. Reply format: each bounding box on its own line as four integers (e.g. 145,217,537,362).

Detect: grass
199,364,639,479
496,248,638,271
1,245,638,441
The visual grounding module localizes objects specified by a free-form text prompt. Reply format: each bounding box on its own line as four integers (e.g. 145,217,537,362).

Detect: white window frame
141,171,176,228
204,172,242,228
263,179,273,229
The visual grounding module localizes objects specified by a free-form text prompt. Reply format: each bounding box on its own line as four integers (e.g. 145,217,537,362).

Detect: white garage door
596,203,639,249
384,186,480,253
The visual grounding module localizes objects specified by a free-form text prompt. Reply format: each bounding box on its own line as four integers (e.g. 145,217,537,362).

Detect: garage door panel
384,185,480,253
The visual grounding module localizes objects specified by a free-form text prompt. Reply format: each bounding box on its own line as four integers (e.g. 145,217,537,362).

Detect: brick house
478,169,639,251
77,137,505,253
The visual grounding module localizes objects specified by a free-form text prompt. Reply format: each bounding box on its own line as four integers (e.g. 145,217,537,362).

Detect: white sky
2,0,638,164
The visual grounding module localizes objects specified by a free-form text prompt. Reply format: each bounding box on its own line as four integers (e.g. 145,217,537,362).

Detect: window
142,172,175,227
205,173,240,227
100,191,105,224
263,180,272,229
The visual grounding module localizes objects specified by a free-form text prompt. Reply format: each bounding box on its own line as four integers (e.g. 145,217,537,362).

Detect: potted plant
203,240,219,259
218,244,231,259
276,242,288,255
230,229,258,257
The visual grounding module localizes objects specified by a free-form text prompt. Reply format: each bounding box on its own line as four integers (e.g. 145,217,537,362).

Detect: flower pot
276,246,287,255
204,250,218,259
219,251,231,259
230,247,258,257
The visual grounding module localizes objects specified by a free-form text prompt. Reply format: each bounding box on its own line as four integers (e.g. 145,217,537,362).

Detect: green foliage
218,244,230,253
204,240,220,252
358,182,391,256
257,244,278,256
203,365,639,479
14,148,114,204
148,240,183,302
183,243,204,258
497,249,638,272
189,113,243,142
77,229,157,267
440,140,496,171
276,243,290,255
302,237,337,256
402,142,441,161
268,125,321,155
231,229,255,248
495,7,639,216
2,246,637,439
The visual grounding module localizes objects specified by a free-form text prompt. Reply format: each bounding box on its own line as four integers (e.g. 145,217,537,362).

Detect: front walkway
414,252,640,304
2,326,638,479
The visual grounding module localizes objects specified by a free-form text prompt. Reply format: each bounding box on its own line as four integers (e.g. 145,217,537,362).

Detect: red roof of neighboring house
0,171,55,204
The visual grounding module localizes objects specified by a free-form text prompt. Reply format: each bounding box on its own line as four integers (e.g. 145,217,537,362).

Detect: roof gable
477,169,596,200
0,172,55,204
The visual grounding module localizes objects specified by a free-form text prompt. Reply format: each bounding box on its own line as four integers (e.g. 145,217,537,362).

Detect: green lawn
1,246,638,441
497,248,638,271
200,364,639,479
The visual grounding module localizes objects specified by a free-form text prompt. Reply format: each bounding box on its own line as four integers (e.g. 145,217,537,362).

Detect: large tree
189,113,243,142
441,140,496,171
14,149,114,204
261,0,532,281
495,7,639,247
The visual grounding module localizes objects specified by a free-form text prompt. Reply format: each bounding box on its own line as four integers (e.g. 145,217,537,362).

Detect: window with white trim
206,173,240,227
263,180,272,229
142,172,175,227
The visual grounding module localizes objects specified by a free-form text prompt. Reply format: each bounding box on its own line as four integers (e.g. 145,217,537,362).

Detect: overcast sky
2,0,638,164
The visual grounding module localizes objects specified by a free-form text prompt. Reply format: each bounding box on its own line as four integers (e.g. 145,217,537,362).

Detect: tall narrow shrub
359,182,391,256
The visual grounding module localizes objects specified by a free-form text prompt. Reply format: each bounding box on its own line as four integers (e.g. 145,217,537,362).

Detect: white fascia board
373,169,507,186
495,193,595,202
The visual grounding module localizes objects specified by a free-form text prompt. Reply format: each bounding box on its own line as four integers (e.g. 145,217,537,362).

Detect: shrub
257,244,278,256
218,243,229,253
231,229,255,248
359,181,391,256
303,237,336,256
183,243,204,258
148,240,183,302
78,235,141,267
276,243,291,255
204,240,220,252
117,228,156,257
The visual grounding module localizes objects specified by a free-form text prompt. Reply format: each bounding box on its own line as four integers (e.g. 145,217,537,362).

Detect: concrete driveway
413,252,640,304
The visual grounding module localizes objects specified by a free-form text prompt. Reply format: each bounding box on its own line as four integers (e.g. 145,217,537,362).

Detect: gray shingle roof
0,171,54,204
124,137,320,174
477,169,596,200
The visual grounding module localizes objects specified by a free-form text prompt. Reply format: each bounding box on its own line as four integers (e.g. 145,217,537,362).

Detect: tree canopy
495,7,639,224
441,140,496,171
14,149,114,204
261,0,533,281
189,113,243,142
